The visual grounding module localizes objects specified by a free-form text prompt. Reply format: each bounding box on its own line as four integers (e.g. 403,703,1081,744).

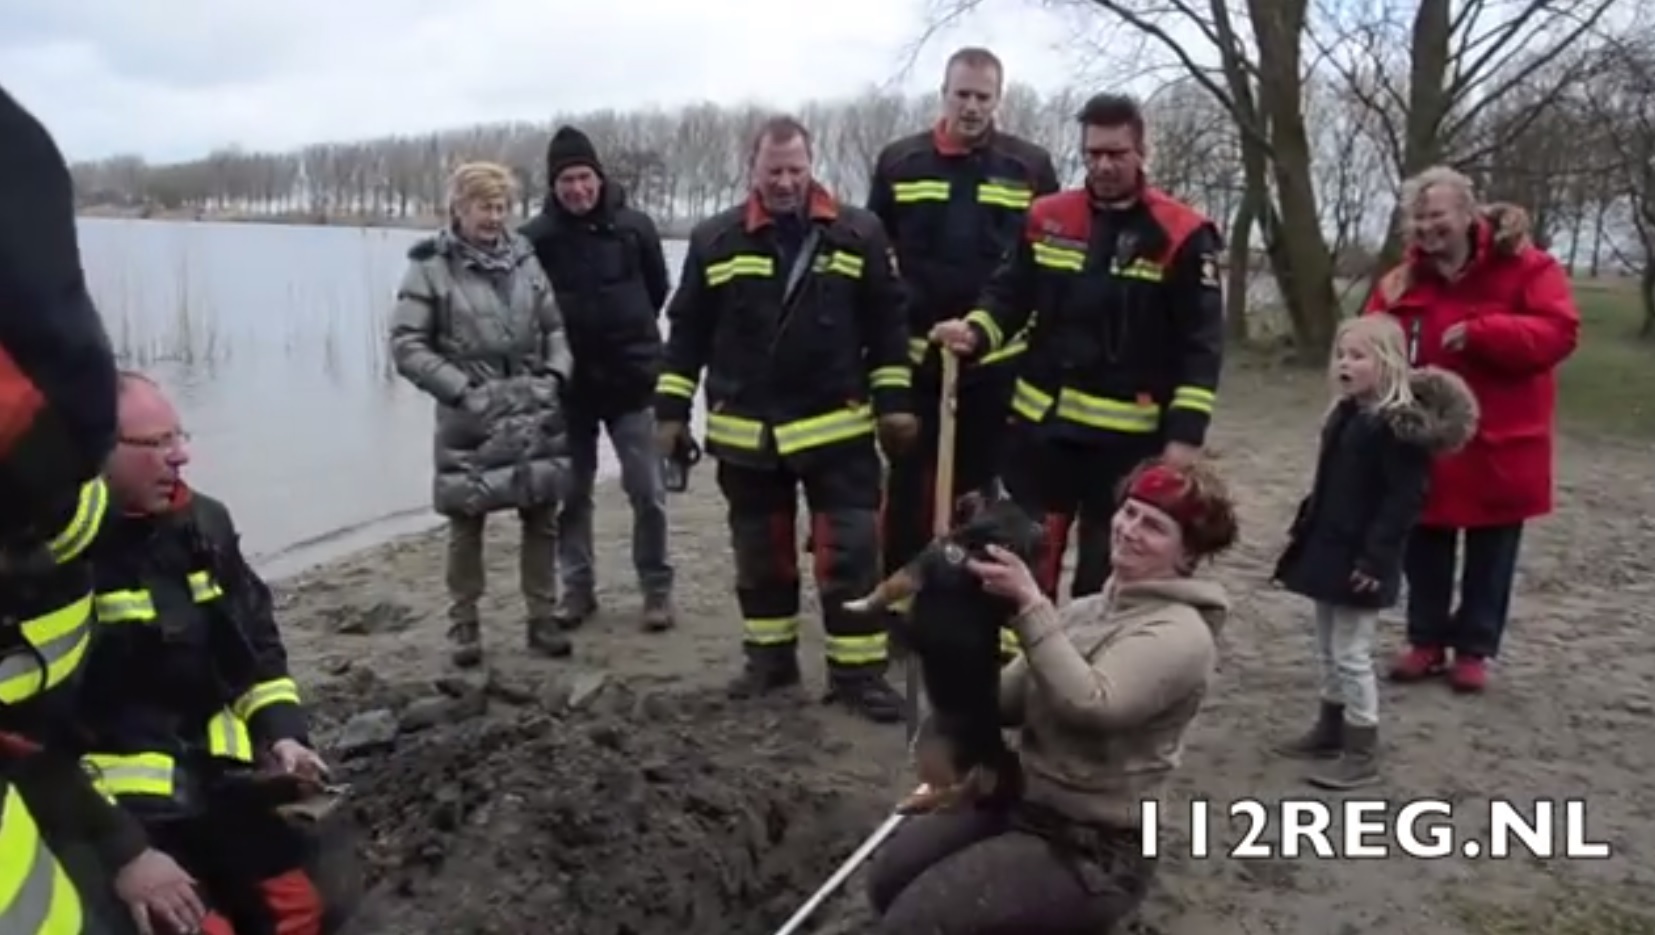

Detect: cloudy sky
0,0,1109,163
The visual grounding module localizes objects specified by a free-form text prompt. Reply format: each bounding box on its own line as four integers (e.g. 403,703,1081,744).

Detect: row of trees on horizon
69,0,1654,349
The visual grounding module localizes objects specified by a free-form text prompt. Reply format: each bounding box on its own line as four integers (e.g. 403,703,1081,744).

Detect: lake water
77,218,694,579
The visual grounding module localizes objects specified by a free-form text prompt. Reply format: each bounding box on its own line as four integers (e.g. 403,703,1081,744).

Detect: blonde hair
1329,315,1413,411
446,161,517,212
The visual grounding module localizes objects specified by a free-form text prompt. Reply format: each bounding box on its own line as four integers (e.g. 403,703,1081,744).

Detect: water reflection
79,218,693,578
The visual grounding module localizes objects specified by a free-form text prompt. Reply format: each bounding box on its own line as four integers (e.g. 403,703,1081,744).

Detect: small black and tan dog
845,491,1045,812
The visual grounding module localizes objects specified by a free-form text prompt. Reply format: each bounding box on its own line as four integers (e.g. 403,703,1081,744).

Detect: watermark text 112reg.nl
1141,798,1612,860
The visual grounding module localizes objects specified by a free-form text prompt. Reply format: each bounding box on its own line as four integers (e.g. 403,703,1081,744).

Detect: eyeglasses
118,430,191,452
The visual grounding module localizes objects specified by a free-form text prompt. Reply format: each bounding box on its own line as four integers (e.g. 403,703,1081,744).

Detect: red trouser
144,795,323,935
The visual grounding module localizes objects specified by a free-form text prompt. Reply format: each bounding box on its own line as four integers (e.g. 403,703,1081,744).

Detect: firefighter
73,371,329,935
867,45,1059,660
653,115,918,723
932,92,1225,600
1,84,211,935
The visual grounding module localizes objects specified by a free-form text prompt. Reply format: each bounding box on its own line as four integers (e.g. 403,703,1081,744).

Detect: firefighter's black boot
726,644,802,699
824,667,904,724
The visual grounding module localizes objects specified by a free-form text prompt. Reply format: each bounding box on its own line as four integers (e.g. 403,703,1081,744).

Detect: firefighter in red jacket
1,83,211,935
866,46,1059,658
1366,168,1579,693
75,372,328,935
933,93,1225,599
653,116,918,723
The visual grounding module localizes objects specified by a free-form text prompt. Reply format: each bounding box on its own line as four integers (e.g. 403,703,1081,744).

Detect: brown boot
1307,724,1380,789
1273,701,1344,760
447,620,483,668
640,594,676,633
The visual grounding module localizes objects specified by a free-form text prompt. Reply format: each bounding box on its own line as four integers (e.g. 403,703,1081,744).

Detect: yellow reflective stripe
0,594,94,705
825,633,887,666
818,251,864,279
656,372,697,399
1032,242,1086,272
0,785,84,934
773,405,875,455
187,570,222,602
705,254,775,287
1172,385,1216,414
1010,379,1054,422
963,309,1004,352
979,339,1027,365
906,337,930,365
1112,259,1164,282
1054,388,1161,433
743,617,799,646
206,709,255,762
1000,627,1021,657
706,412,765,450
977,183,1032,210
46,479,107,564
233,677,301,722
869,366,911,390
93,588,154,623
890,179,951,203
82,752,176,799
888,596,913,615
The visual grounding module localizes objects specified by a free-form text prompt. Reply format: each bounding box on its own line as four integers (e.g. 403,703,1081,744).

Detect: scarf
439,226,519,275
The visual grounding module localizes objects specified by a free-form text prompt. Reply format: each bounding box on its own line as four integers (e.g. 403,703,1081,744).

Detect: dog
845,491,1045,813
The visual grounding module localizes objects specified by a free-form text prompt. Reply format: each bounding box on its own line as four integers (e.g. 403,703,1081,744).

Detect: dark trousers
144,793,322,935
1000,428,1161,600
866,808,1151,934
880,368,1014,578
1403,523,1524,659
717,442,885,676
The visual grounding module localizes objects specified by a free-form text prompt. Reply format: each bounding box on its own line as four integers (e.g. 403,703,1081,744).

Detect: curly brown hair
1115,456,1240,564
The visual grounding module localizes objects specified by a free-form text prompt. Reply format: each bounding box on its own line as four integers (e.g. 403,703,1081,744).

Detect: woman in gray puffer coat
390,160,574,667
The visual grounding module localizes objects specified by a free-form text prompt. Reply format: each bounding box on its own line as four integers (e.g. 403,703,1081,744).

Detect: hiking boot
1389,644,1447,682
526,617,573,658
551,593,599,632
824,671,905,724
447,620,483,668
1447,654,1488,693
1307,724,1380,789
1273,701,1345,760
726,650,802,699
640,594,676,633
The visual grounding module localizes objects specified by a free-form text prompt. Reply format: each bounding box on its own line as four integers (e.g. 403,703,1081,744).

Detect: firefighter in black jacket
867,46,1059,659
933,93,1225,599
653,116,918,723
0,84,208,935
75,372,329,935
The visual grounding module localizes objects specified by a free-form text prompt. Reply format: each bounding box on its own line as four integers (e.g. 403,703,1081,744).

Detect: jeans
1313,602,1379,727
557,408,672,600
1403,523,1524,658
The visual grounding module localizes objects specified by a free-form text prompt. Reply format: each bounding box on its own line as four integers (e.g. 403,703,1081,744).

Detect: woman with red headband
866,457,1238,933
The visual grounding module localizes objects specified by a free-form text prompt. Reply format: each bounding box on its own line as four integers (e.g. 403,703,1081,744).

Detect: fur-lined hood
1383,366,1479,454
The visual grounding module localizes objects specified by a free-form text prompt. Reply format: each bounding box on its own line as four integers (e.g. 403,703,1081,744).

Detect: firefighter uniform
654,186,913,721
1,82,156,935
76,488,325,935
867,123,1059,660
960,186,1224,598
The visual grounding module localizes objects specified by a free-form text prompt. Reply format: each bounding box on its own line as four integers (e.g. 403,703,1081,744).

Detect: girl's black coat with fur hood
1274,367,1479,609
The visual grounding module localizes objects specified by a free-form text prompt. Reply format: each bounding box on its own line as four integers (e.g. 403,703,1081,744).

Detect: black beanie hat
546,125,602,181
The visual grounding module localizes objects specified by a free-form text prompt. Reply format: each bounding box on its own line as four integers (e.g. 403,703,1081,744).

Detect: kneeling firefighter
2,84,213,935
74,373,340,935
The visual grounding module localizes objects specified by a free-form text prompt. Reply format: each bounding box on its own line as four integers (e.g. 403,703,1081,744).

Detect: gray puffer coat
389,230,574,517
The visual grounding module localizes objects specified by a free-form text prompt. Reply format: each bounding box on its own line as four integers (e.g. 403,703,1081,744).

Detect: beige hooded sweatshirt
998,576,1230,830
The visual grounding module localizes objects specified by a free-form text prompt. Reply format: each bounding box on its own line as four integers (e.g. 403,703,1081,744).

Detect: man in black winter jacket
520,126,676,633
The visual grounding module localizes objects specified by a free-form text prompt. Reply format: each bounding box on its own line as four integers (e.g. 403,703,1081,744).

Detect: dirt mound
330,682,891,935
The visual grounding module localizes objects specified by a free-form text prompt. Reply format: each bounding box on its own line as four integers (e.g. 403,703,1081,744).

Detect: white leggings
1314,602,1379,727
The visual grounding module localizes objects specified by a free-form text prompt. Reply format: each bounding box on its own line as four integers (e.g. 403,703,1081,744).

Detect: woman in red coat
1366,168,1580,693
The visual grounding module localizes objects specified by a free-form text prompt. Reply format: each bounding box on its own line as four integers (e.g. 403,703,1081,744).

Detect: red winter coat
1365,221,1580,529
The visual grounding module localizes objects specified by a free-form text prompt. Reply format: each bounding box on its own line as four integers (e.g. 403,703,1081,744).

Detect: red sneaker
1448,655,1489,693
1389,645,1447,682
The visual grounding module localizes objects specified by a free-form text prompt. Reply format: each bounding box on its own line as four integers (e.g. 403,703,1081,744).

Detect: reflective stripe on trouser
728,500,804,654
0,784,84,934
810,508,886,672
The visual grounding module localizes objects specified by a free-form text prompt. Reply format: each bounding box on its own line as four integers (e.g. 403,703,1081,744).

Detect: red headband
1126,464,1204,528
